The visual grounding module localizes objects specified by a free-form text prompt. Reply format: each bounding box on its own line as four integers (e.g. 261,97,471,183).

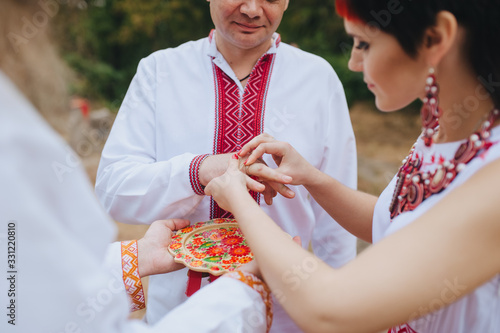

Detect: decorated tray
168,218,253,276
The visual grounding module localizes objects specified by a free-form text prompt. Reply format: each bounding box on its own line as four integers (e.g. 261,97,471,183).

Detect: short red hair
335,0,362,22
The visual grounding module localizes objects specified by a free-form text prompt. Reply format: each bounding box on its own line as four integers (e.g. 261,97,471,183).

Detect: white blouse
373,127,500,332
0,71,267,333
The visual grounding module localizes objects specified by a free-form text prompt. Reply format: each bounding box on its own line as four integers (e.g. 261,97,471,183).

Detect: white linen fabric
373,128,500,333
95,31,357,332
0,71,267,333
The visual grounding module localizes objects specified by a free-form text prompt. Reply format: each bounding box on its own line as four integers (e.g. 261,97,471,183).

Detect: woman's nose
348,50,363,72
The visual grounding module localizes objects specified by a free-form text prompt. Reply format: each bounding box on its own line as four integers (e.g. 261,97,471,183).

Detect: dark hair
335,0,500,108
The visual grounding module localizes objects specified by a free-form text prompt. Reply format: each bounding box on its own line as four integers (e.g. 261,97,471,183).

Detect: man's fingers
246,175,266,192
262,183,277,205
159,219,190,231
171,219,191,230
267,180,295,199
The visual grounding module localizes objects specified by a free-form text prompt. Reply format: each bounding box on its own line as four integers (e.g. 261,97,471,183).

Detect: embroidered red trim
210,53,276,219
226,271,273,333
189,154,210,195
121,240,146,312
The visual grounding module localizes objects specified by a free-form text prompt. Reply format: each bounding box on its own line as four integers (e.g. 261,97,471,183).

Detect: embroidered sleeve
225,271,273,332
121,240,146,312
189,154,210,195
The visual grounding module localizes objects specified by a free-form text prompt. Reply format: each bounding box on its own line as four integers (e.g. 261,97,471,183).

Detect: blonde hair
0,0,69,132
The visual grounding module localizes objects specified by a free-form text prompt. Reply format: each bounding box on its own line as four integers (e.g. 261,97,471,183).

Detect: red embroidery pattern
121,240,146,312
210,53,276,218
189,154,210,195
226,271,273,333
388,323,418,333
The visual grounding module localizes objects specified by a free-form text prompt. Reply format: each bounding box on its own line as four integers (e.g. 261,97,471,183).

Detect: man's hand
239,154,295,205
204,154,251,213
199,153,264,193
137,219,190,277
199,152,291,205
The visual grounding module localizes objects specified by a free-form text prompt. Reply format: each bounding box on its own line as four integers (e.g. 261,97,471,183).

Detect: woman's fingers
246,161,293,184
292,236,302,246
238,133,275,157
244,142,291,167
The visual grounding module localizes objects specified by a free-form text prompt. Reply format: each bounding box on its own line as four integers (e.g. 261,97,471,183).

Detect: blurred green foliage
54,0,373,107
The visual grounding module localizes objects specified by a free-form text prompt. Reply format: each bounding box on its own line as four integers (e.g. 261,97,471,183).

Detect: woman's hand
137,219,191,277
237,236,302,280
239,133,317,187
239,155,293,205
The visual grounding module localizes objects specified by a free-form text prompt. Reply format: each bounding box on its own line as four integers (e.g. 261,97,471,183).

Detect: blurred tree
53,0,371,106
279,0,349,57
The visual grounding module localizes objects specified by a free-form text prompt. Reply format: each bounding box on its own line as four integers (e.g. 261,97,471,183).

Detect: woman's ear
423,11,458,66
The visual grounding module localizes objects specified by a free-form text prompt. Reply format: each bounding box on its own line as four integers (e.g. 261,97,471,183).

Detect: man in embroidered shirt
95,0,357,331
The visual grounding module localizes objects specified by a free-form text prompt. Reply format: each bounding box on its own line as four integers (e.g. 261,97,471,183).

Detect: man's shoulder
144,37,209,64
277,43,340,83
278,43,332,69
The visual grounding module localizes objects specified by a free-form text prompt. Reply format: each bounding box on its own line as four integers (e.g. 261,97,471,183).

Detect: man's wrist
190,154,211,195
198,153,232,186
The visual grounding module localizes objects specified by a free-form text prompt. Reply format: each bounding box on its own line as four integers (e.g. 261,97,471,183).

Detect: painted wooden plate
168,218,253,276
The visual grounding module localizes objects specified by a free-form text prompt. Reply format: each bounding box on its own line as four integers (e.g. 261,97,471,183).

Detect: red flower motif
191,237,203,246
169,242,182,250
229,257,239,264
208,231,224,241
180,226,193,234
190,260,203,267
229,245,251,257
222,236,244,247
238,257,253,264
193,252,207,259
206,246,226,257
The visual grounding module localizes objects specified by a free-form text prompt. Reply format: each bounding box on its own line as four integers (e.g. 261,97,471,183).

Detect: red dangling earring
421,67,442,146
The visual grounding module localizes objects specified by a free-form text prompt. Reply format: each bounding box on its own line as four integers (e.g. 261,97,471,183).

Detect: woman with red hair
206,0,500,332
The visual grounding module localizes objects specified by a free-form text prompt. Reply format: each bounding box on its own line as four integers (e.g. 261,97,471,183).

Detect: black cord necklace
239,73,251,82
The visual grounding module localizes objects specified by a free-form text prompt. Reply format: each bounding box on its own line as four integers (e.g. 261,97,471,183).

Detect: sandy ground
75,101,422,323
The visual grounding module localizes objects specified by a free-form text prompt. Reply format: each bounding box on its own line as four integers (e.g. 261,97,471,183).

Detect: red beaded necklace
389,108,500,219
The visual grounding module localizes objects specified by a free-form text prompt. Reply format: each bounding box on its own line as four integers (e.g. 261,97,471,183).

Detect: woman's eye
355,41,369,50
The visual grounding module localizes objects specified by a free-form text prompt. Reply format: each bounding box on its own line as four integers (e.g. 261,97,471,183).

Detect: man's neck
215,32,273,82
